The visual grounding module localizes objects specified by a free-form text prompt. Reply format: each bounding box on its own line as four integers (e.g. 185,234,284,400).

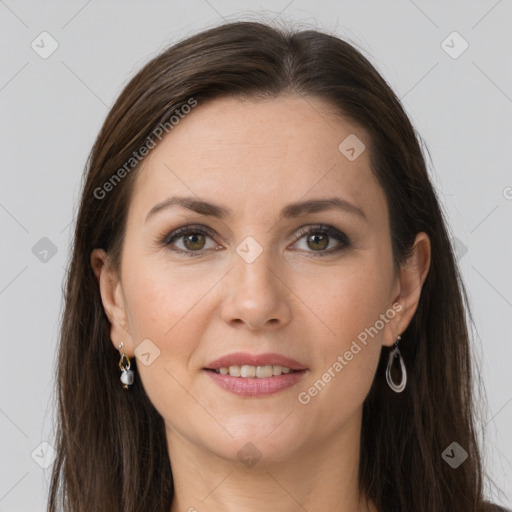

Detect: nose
219,246,292,331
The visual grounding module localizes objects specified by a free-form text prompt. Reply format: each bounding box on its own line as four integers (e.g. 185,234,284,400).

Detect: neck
167,407,377,512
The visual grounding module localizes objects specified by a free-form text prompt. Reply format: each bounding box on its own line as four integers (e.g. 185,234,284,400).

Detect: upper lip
205,352,307,371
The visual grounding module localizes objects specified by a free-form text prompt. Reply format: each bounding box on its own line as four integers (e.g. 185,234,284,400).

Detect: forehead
129,94,386,224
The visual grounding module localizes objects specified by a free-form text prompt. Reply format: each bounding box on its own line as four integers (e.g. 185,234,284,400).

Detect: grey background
0,0,511,509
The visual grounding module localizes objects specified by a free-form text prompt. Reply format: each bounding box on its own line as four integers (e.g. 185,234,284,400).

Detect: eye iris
307,233,328,251
184,233,205,250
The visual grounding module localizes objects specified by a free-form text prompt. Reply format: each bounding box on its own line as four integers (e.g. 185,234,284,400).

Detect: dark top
488,505,511,512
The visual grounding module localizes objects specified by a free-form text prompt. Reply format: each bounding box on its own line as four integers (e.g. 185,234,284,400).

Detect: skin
91,94,431,512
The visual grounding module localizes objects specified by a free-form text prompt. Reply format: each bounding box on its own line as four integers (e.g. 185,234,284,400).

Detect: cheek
121,249,225,383
118,256,197,398
298,255,392,412
311,254,393,344
121,259,208,419
122,249,211,339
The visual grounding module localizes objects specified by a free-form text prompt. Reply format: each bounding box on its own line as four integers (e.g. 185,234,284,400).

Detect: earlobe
383,232,431,346
90,248,135,356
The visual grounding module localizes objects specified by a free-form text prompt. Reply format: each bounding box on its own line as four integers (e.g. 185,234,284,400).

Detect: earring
386,335,407,393
118,342,134,389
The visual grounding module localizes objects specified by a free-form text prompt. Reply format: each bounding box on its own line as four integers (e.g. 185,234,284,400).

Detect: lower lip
204,369,307,397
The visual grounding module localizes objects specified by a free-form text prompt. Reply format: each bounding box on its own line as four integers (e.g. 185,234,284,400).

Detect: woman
48,20,510,512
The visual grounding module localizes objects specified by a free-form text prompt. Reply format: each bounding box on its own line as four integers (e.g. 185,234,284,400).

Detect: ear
382,232,431,347
91,248,135,357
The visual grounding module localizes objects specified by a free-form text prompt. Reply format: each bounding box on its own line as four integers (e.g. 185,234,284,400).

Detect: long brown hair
48,20,496,511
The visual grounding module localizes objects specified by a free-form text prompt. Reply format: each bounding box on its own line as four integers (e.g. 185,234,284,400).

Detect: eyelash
161,224,350,258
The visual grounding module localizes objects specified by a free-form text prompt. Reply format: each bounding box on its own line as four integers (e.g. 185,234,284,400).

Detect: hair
48,19,497,512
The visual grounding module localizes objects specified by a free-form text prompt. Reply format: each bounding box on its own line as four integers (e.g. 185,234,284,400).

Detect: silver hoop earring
386,335,407,393
118,342,134,389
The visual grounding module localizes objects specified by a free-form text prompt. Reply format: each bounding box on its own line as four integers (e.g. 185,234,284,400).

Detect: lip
204,352,307,371
204,369,307,397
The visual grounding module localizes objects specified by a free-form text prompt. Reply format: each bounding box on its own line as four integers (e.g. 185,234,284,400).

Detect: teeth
214,364,297,377
241,365,256,378
255,365,272,378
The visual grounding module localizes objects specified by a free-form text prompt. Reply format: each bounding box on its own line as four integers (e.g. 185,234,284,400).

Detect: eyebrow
145,195,367,223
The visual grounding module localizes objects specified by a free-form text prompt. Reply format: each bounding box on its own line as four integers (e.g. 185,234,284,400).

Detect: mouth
203,352,308,396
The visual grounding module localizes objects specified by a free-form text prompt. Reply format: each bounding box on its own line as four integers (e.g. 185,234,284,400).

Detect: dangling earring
386,335,407,393
118,342,134,389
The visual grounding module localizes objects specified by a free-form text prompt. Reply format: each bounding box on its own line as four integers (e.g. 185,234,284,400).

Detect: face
96,94,422,464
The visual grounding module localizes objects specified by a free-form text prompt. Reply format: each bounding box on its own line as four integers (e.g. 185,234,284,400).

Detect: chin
205,424,304,463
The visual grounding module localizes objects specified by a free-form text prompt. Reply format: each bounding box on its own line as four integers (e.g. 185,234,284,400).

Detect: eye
163,225,221,256
292,224,350,257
